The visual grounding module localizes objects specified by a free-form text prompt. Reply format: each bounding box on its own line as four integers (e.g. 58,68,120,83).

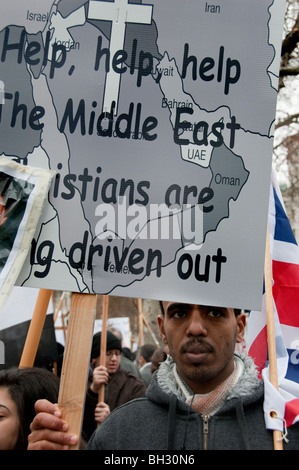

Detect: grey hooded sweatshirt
87,354,299,450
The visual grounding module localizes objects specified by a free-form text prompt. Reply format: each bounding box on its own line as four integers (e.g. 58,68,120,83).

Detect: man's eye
207,309,222,318
172,310,186,319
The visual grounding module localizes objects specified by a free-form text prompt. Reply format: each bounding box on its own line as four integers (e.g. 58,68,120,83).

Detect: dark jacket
86,354,299,450
83,366,146,440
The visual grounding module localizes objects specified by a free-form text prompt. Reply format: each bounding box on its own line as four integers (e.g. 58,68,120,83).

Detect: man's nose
186,312,208,336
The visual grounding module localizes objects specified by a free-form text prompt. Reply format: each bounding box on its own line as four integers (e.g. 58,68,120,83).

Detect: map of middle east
0,0,285,309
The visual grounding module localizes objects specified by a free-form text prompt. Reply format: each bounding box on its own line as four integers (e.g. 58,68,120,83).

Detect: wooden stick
19,289,52,368
264,223,283,450
138,298,144,348
98,295,109,403
54,291,65,323
54,311,68,343
58,293,97,450
142,314,159,346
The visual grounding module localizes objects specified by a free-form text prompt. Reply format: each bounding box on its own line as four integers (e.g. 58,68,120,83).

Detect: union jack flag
247,170,299,433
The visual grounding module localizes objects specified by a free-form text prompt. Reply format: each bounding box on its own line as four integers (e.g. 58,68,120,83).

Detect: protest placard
0,0,286,311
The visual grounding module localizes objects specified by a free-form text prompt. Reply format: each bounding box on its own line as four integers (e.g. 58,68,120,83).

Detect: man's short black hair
159,301,241,317
140,343,156,362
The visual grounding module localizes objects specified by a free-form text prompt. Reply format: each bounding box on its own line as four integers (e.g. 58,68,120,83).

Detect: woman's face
0,387,20,450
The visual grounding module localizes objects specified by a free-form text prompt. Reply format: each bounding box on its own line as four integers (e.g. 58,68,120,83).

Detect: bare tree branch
281,10,299,57
276,113,299,129
280,65,299,76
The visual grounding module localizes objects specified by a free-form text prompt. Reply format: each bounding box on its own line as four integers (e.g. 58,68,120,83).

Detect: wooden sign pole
142,314,159,346
58,293,97,450
138,298,144,348
19,288,52,368
54,291,65,323
98,295,109,403
264,223,283,450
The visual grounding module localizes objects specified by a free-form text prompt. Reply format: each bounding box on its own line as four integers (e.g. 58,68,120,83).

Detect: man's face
93,349,121,375
158,302,246,394
105,349,121,374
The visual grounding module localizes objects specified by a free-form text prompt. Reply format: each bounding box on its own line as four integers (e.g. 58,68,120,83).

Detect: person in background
151,346,168,374
82,330,146,440
139,343,157,387
108,327,140,378
0,367,59,450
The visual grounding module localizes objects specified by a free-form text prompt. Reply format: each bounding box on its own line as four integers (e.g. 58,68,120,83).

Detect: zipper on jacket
203,415,209,450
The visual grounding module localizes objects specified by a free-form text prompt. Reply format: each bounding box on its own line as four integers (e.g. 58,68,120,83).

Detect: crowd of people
1,300,299,450
0,322,167,450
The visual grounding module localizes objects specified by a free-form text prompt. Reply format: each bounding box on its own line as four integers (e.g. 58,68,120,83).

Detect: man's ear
236,313,247,344
157,315,168,345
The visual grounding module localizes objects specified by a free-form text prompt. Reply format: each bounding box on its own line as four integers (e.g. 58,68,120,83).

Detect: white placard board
0,0,286,309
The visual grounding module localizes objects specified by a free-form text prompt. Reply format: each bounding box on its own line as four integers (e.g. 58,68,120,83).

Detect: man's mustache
181,339,214,354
